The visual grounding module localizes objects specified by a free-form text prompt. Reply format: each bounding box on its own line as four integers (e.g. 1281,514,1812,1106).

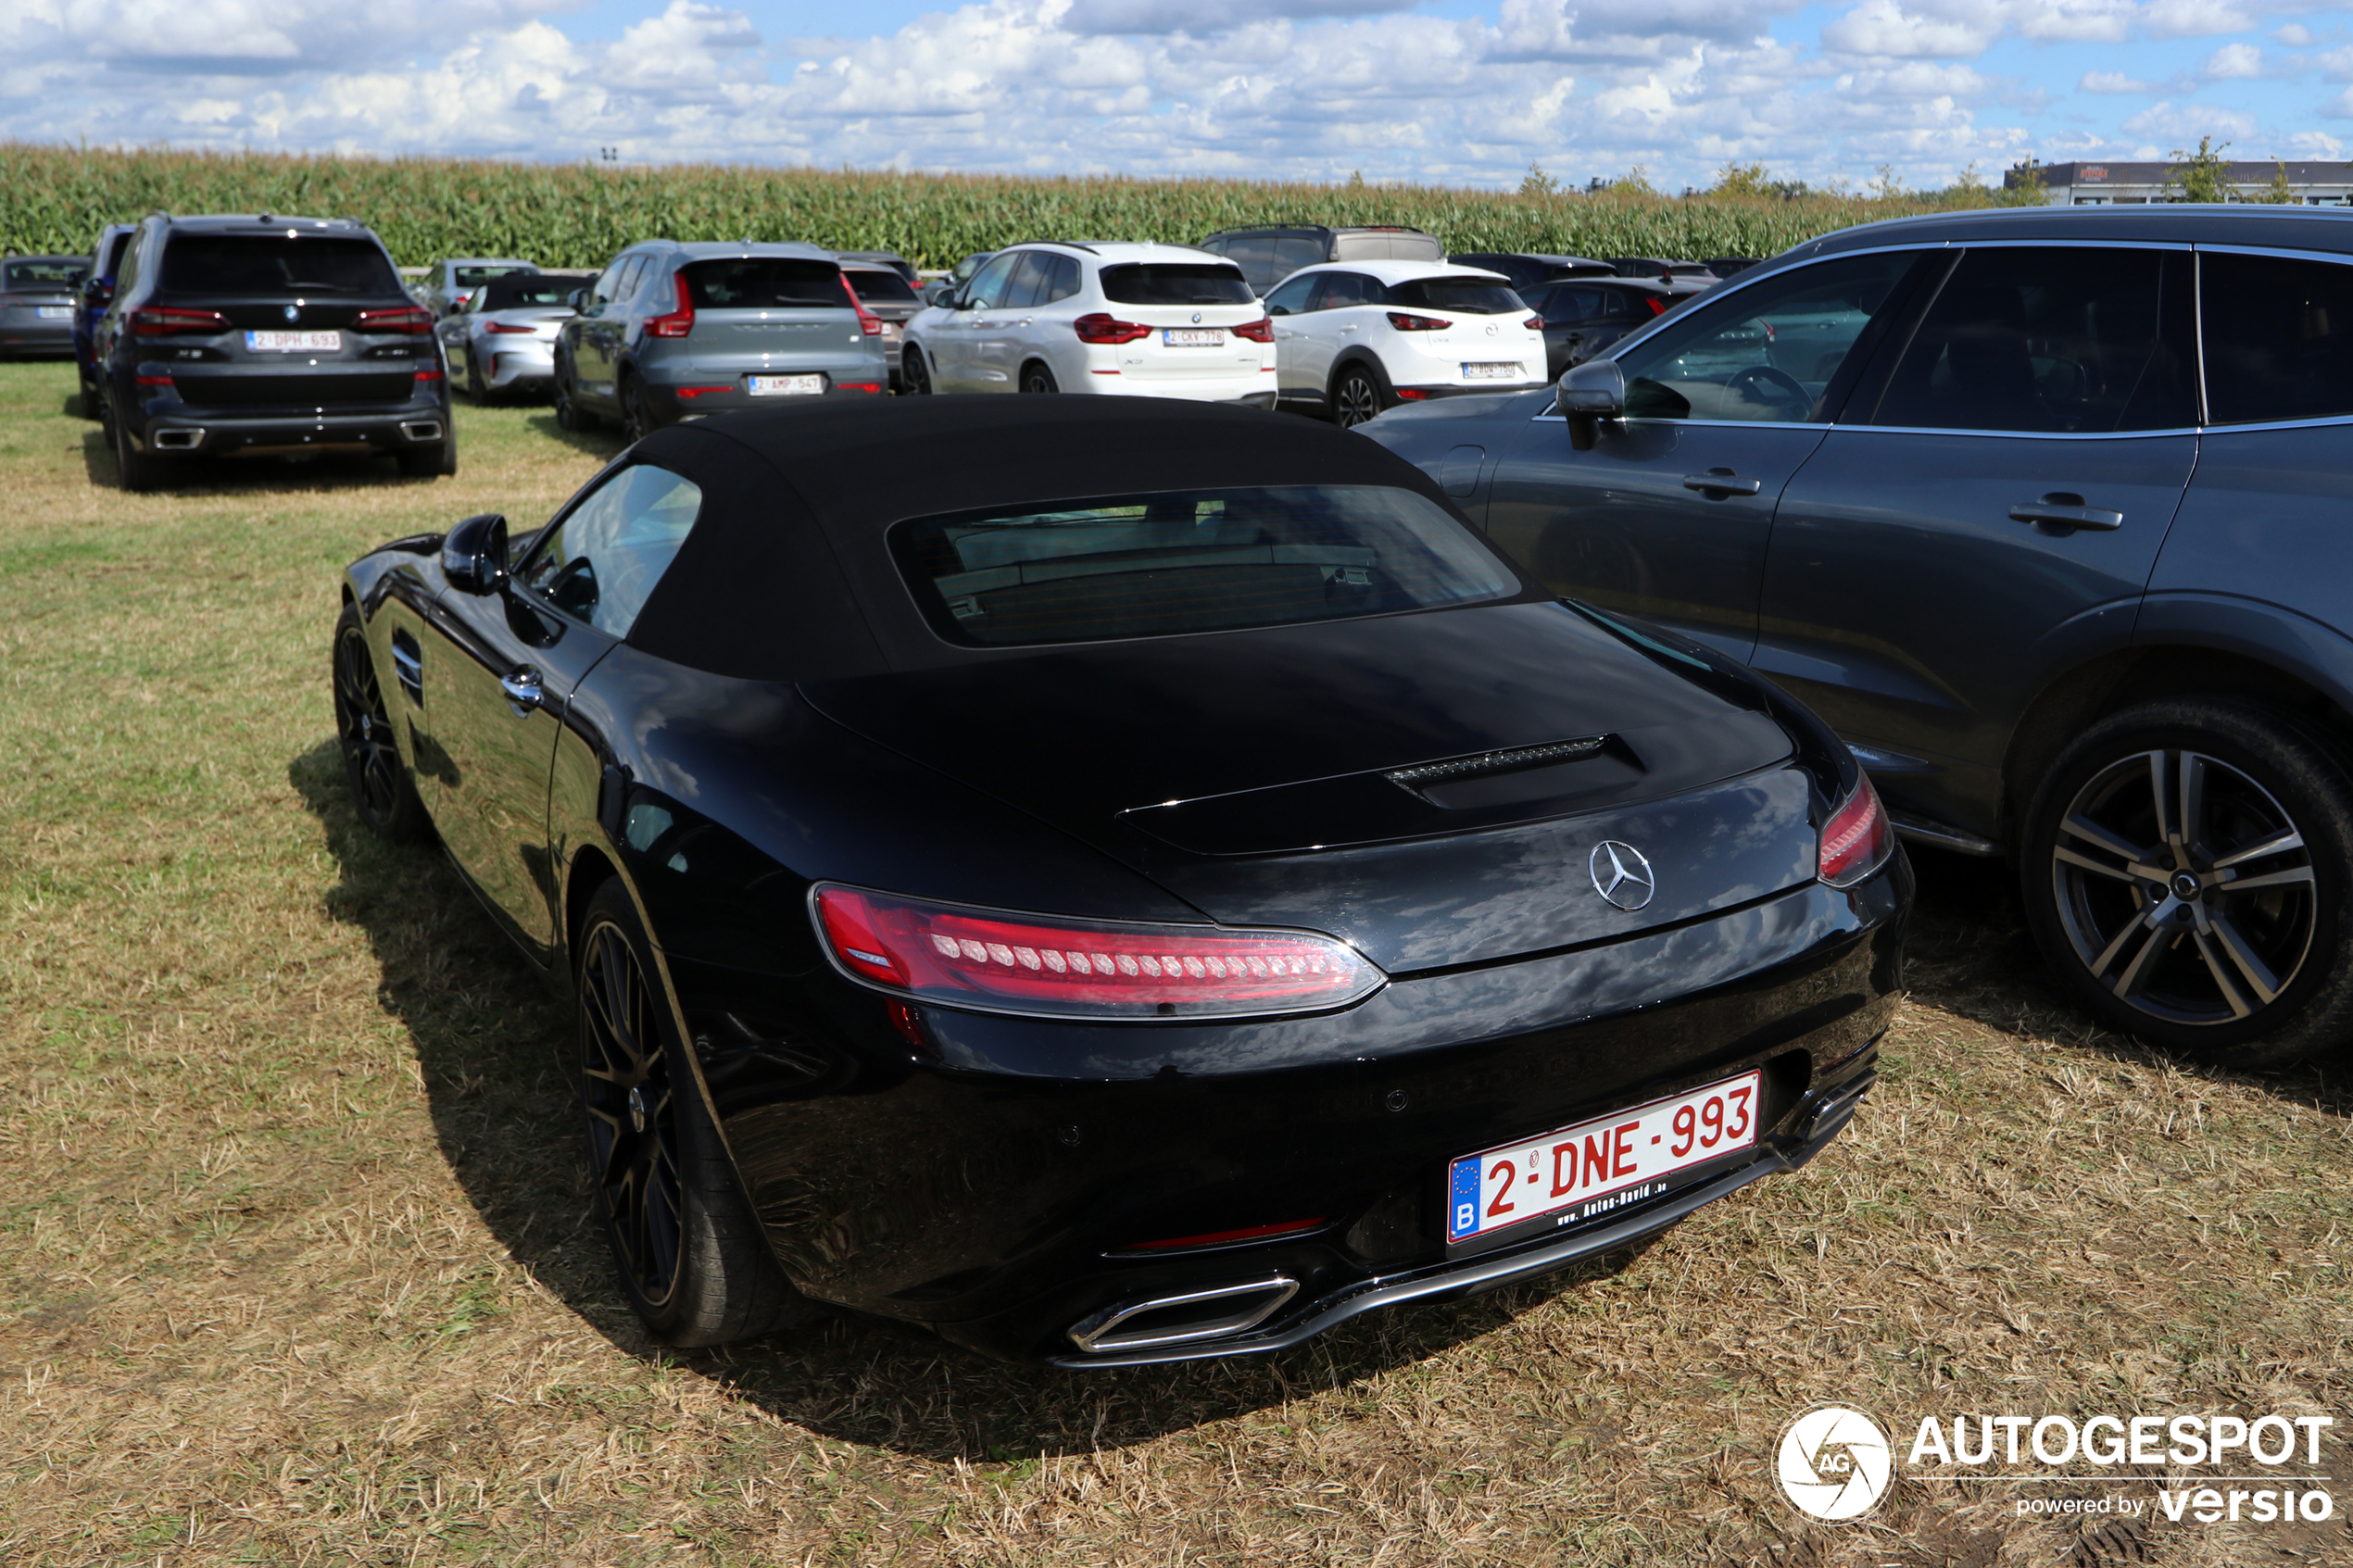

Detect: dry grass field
0,358,2347,1567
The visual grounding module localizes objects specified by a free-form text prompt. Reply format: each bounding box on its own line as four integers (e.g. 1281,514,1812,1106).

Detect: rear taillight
1643,297,1669,318
484,320,535,334
645,274,695,339
1387,311,1449,332
128,307,228,337
812,884,1385,1021
353,306,433,335
1818,776,1894,887
414,364,444,383
839,275,884,335
1231,315,1275,343
1073,313,1152,345
1524,315,1545,331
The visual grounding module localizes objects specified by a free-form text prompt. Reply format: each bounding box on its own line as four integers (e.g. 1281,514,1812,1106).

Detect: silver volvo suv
554,241,890,440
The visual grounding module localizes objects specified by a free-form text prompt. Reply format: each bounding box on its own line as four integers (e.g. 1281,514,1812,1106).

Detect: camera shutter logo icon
1776,1404,1892,1521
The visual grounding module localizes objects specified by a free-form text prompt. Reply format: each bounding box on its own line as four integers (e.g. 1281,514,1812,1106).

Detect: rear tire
2020,697,2353,1069
112,407,162,493
76,369,100,420
623,376,657,444
554,362,596,432
396,418,458,478
575,882,813,1347
463,346,491,405
1020,361,1059,395
1330,360,1393,428
902,345,934,396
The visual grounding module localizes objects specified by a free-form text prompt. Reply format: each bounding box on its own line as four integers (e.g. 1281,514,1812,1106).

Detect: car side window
1547,287,1601,322
1044,254,1082,303
2201,251,2353,426
1872,246,2194,434
1615,250,1922,424
615,256,654,307
964,252,1023,310
589,257,627,307
1317,272,1381,310
1264,275,1316,317
1000,252,1051,310
1274,238,1327,279
515,465,705,639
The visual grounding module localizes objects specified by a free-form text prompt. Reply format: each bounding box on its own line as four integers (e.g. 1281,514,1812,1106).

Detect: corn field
1,143,1957,271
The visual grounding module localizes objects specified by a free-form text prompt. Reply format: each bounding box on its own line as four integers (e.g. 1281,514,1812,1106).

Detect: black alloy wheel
2022,698,2353,1068
554,360,595,432
1020,361,1059,395
573,882,811,1345
623,376,657,444
902,345,933,395
1331,363,1390,428
331,605,429,843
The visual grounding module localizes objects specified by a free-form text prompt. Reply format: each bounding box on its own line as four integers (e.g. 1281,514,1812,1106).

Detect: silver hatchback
554,241,889,440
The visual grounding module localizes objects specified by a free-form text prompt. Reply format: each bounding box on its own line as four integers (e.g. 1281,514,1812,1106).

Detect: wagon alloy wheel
579,916,686,1311
2050,748,2318,1026
1334,369,1383,428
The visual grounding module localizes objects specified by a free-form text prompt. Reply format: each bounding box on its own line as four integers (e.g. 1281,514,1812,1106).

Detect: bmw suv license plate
1461,361,1519,379
36,307,73,320
246,331,342,352
747,374,824,395
1163,329,1223,346
1445,1070,1761,1248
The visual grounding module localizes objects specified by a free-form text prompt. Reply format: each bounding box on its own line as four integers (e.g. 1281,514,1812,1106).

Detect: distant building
2006,160,2353,206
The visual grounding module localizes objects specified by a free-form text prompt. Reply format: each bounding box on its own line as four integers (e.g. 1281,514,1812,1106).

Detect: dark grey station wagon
1365,206,2353,1068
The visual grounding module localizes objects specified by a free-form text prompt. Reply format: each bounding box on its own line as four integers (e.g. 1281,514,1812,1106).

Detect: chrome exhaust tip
399,420,443,443
1067,1274,1300,1354
151,428,203,451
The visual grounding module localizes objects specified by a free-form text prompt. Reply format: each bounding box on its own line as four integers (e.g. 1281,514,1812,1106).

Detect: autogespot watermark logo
1777,1404,1894,1521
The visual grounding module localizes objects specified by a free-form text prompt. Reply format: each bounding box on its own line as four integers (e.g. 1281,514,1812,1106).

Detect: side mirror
568,288,589,310
441,512,510,594
82,278,113,307
1559,359,1626,451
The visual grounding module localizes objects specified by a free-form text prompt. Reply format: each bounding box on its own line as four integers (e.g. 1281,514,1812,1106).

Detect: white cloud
2320,45,2353,82
2273,22,2310,45
2200,41,2261,76
1820,1,2001,59
2141,0,2255,39
2079,69,2153,91
2120,97,2257,138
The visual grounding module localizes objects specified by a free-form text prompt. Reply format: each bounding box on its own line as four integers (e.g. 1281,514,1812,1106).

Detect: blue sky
5,0,2348,191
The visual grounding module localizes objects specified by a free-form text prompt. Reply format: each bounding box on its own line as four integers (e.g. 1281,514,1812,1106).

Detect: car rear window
2200,251,2353,425
5,258,85,289
454,264,534,287
844,270,920,305
1387,277,1527,315
158,236,402,296
476,276,582,310
1098,264,1256,307
891,484,1517,647
681,258,845,308
1332,231,1444,263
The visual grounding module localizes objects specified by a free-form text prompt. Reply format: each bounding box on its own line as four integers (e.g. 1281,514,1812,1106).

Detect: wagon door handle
500,667,544,713
1682,469,1764,496
2010,494,2122,533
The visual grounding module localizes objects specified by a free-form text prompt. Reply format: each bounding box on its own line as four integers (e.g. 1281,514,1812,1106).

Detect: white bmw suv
1265,260,1547,427
902,242,1275,404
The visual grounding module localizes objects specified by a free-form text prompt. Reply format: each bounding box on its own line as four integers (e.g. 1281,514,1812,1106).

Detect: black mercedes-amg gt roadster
331,397,1907,1365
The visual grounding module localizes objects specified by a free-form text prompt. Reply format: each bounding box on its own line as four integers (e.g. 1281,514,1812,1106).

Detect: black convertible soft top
623,398,1521,682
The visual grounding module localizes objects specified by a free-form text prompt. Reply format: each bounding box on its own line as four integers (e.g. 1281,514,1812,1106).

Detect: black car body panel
341,398,1905,1362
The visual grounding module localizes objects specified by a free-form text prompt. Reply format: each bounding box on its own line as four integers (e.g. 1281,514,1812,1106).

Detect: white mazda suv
902,242,1275,404
1265,260,1547,427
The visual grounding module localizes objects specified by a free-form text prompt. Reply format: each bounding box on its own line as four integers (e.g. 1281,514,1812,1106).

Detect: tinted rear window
1099,263,1255,307
5,258,84,290
454,264,534,287
844,270,920,305
892,484,1517,647
159,236,401,296
681,258,844,308
476,276,582,310
1388,277,1527,315
2201,251,2353,425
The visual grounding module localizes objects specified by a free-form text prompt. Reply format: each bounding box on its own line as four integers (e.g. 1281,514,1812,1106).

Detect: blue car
76,223,137,417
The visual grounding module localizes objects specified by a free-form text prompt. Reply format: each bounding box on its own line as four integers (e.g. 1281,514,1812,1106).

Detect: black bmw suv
94,214,454,491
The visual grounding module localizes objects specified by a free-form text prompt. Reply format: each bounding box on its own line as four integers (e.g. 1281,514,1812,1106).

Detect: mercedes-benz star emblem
1589,841,1655,910
283,305,300,321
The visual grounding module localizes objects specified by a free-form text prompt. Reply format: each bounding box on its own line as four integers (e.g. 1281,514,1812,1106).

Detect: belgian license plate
1163,329,1223,346
36,306,72,320
747,374,824,395
1445,1070,1761,1246
245,331,341,352
1462,361,1520,379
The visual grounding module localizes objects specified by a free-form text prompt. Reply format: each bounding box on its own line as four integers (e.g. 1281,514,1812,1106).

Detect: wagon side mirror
442,512,510,594
1559,359,1626,451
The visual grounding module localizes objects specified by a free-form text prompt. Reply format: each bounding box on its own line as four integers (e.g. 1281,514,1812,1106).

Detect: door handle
1682,470,1765,496
500,667,544,712
2010,494,2122,532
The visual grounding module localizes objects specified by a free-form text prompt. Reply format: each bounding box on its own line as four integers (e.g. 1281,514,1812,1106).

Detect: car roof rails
1004,239,1098,254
